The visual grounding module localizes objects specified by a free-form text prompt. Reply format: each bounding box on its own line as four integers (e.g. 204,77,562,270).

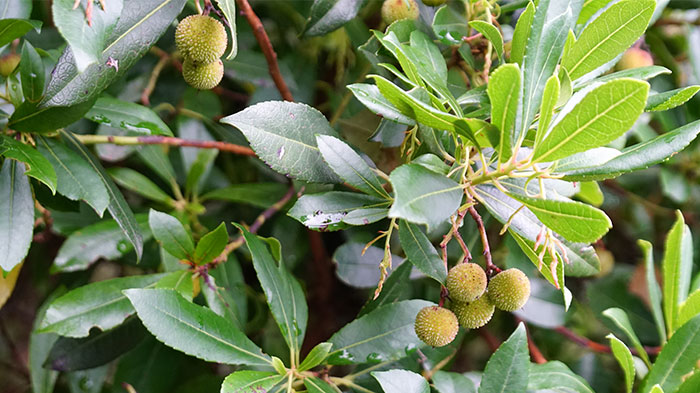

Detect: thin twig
467,206,501,277
73,134,256,156
554,326,661,356
141,54,170,106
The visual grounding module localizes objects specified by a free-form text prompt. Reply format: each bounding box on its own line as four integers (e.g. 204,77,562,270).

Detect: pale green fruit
446,263,487,303
175,15,227,64
451,296,495,329
414,306,459,347
422,0,447,6
381,0,420,25
487,268,531,311
182,58,224,90
616,48,653,71
0,54,20,77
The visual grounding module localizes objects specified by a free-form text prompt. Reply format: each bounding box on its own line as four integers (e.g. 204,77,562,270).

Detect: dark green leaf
304,377,338,393
20,40,44,102
676,370,700,393
108,167,173,204
9,98,97,133
0,160,33,272
220,371,285,393
148,209,194,261
289,191,389,232
399,220,447,284
642,315,700,392
85,96,173,136
478,323,529,393
194,222,227,264
303,0,362,37
432,370,476,393
202,183,288,208
0,18,41,47
0,135,56,193
29,291,60,393
373,370,429,393
347,83,416,125
359,261,412,316
528,361,595,392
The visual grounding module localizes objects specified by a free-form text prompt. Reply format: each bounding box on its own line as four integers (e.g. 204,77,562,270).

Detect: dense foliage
2,0,700,392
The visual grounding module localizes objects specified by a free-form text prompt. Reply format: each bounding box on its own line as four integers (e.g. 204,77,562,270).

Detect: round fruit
422,0,447,6
446,263,487,303
414,306,459,347
381,0,420,25
182,58,224,90
0,54,21,77
175,15,227,64
616,48,653,71
450,296,495,329
487,268,531,311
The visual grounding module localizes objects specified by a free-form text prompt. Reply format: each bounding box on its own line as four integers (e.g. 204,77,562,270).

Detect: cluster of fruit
175,14,228,90
381,0,446,25
414,264,531,347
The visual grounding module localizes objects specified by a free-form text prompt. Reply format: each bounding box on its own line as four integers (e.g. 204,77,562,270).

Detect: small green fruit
182,58,224,90
175,15,227,64
616,48,653,71
381,0,420,25
487,268,531,311
446,263,487,303
414,306,459,347
450,296,495,329
0,54,21,77
422,0,447,6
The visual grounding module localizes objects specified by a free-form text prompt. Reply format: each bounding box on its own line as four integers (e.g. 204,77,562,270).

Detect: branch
554,326,661,356
467,205,501,277
235,0,294,101
73,134,256,156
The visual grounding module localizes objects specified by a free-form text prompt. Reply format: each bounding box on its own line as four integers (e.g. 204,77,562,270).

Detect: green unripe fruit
487,268,531,311
450,296,495,329
0,54,20,77
414,306,459,347
381,0,420,25
446,263,487,303
616,48,653,71
182,58,224,90
175,15,227,64
422,0,447,6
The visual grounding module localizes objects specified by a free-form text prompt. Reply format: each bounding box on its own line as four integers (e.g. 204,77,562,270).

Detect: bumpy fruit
182,58,224,90
487,268,531,311
414,306,459,347
450,296,495,329
446,263,487,303
175,15,227,64
381,0,420,25
422,0,446,6
616,48,653,71
0,54,20,77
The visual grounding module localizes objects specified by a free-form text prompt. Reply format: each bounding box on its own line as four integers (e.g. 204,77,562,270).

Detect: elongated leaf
469,21,504,61
289,192,389,232
348,83,416,125
0,161,33,273
148,209,194,261
221,371,285,393
373,370,429,393
563,0,655,80
534,75,559,151
316,135,389,198
432,371,476,393
528,361,595,392
202,254,247,329
9,98,97,133
399,220,447,284
221,101,340,183
215,0,237,60
479,323,529,393
639,240,666,343
327,299,432,365
642,315,700,392
0,18,41,47
125,288,271,366
237,225,308,357
374,30,422,87
488,64,520,162
406,31,459,113
607,334,635,393
389,164,463,230
193,223,227,264
20,40,44,102
41,0,187,107
533,78,649,163
646,86,700,112
509,1,534,65
30,290,60,393
202,183,288,208
663,211,693,334
299,342,333,372
333,243,405,289
603,307,651,367
580,66,671,88
508,194,611,243
0,135,56,193
303,0,362,37
679,290,700,327
304,377,338,393
38,274,164,337
85,96,173,136
108,167,172,204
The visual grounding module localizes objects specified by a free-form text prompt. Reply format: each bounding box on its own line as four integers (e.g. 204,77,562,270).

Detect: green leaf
125,288,271,366
562,0,655,80
20,40,44,102
650,385,664,393
528,361,595,393
432,370,476,393
534,75,559,151
30,291,60,393
576,181,604,207
488,64,521,162
237,224,308,358
193,223,227,264
215,0,238,60
108,167,173,204
607,334,635,393
327,299,432,365
0,160,33,273
508,194,612,243
289,191,389,232
676,370,700,393
373,370,430,393
533,78,649,163
304,377,339,393
639,240,666,343
558,120,700,181
577,0,609,24
603,307,651,367
374,30,422,87
221,101,340,183
303,0,362,37
201,183,289,208
578,65,671,88
333,243,405,289
155,271,194,301
148,209,194,261
85,96,173,136
389,164,463,230
679,290,700,328
221,371,285,393
184,149,217,198
202,254,247,329
642,315,700,393
52,214,150,273
509,1,534,65
646,86,700,112
347,83,416,125
38,274,164,337
0,18,41,47
469,20,504,62
406,30,459,113
9,98,97,133
136,145,177,185
0,0,32,19
663,211,693,334
0,135,56,193
298,342,333,371
432,6,469,46
358,261,412,317
479,323,529,393
399,220,447,284
316,135,389,199
41,0,187,107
